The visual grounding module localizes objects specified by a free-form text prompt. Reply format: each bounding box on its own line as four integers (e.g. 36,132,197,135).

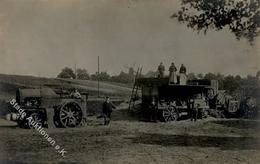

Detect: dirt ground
1,107,260,164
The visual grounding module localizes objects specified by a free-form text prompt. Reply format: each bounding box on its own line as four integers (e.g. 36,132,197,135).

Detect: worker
157,62,165,78
149,97,158,122
191,102,199,122
70,88,81,99
179,64,187,74
179,64,187,85
168,62,177,84
102,96,116,125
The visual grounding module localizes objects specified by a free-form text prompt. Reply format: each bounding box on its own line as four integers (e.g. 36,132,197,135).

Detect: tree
99,72,111,81
111,71,134,84
187,72,196,80
244,74,258,86
204,72,217,80
197,73,204,79
77,68,90,80
256,70,260,79
223,75,240,93
91,72,110,81
172,0,260,44
57,67,76,79
235,75,242,82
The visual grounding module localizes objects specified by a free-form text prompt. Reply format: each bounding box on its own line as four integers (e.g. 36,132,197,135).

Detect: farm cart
13,88,88,128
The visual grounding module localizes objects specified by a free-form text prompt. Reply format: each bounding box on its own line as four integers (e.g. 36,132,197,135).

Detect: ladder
129,67,142,111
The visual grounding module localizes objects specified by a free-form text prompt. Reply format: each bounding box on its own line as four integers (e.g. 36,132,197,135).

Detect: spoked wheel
162,105,179,122
57,102,83,128
25,112,43,129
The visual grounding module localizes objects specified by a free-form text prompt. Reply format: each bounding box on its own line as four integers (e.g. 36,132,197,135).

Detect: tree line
57,67,135,84
187,72,260,94
57,67,260,94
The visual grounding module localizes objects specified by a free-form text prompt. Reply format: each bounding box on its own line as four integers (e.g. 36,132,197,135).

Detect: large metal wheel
21,112,43,129
162,105,179,122
57,102,83,128
28,113,43,129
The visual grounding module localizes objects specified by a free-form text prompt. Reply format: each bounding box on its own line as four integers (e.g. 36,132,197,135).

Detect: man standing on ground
191,102,199,122
102,97,116,125
149,97,158,122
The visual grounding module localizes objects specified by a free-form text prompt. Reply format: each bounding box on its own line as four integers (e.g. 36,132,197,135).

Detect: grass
0,74,132,101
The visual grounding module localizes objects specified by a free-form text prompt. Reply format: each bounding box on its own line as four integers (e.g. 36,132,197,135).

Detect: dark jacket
102,101,115,114
158,65,165,72
179,65,186,74
169,65,177,73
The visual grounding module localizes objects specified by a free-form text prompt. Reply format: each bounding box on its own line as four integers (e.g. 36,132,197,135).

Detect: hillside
0,74,132,101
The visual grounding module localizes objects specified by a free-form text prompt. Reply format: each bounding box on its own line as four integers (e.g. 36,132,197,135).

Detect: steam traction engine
14,88,88,128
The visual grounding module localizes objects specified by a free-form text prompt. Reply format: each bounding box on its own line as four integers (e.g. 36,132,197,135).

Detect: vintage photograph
0,0,259,163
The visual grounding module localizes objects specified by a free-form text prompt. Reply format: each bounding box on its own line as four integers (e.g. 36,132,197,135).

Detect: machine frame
14,88,88,128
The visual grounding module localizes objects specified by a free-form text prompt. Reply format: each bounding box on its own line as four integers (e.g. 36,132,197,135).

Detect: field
0,74,132,101
0,74,132,115
0,74,260,163
0,107,260,163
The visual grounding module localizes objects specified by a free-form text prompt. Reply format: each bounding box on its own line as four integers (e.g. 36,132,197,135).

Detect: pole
38,73,42,98
98,56,100,97
74,64,77,79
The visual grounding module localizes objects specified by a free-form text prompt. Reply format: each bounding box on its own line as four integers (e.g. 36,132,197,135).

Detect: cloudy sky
0,0,259,77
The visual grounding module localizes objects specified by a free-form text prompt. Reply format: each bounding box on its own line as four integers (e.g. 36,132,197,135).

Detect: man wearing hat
169,62,177,84
102,96,116,125
157,62,165,78
179,64,187,85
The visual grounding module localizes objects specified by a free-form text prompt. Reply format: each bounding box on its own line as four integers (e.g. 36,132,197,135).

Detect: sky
0,0,259,78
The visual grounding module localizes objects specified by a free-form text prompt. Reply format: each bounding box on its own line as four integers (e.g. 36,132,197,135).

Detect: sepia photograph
0,0,259,163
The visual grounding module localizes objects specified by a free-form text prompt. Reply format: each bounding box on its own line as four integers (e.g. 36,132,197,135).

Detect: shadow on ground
0,125,18,129
211,119,260,130
0,160,28,164
127,133,260,150
112,109,139,122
